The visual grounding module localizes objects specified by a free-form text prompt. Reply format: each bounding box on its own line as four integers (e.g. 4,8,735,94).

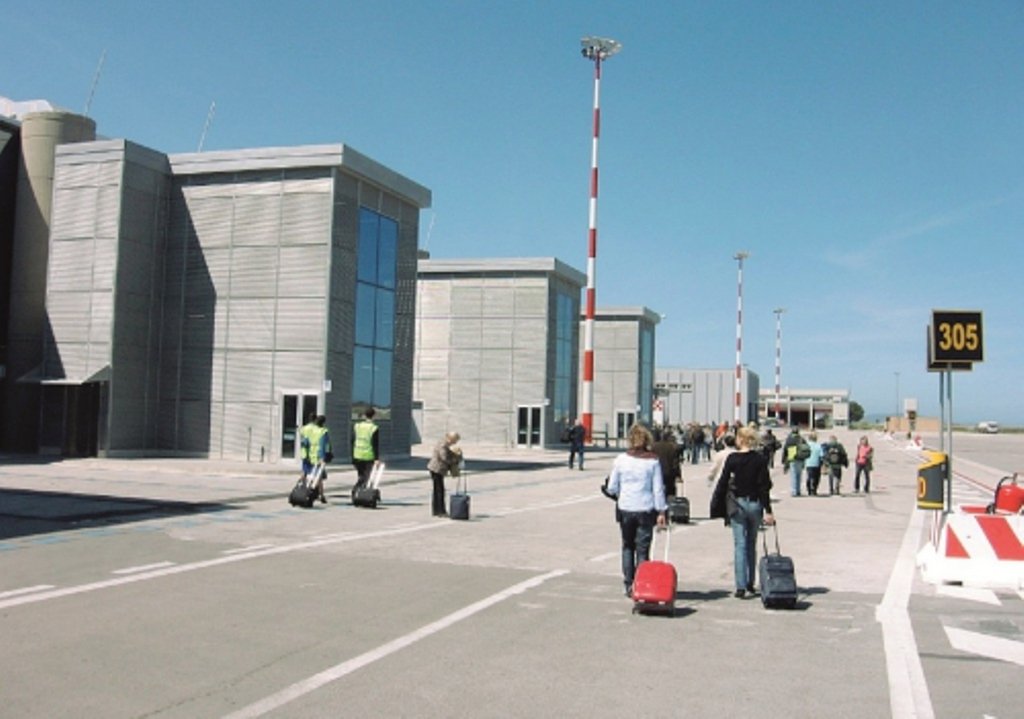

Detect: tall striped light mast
773,307,786,419
733,251,749,424
579,36,620,442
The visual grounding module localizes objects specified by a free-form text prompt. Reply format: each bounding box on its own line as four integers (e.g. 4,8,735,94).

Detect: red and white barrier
917,508,1024,590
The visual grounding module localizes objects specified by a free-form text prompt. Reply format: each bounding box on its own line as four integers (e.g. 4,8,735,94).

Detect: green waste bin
917,451,946,510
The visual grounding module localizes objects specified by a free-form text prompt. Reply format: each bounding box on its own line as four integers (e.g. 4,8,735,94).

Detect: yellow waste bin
917,451,946,510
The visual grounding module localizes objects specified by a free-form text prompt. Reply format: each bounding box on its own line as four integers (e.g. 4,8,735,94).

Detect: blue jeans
619,510,655,589
789,460,804,496
730,497,763,591
569,444,584,469
855,464,871,492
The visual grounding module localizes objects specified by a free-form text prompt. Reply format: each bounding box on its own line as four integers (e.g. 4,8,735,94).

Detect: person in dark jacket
426,431,461,517
710,425,775,598
760,428,781,468
652,429,681,499
567,418,586,470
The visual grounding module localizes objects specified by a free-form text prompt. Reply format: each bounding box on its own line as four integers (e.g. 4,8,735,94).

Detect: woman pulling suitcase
604,424,668,598
709,425,775,598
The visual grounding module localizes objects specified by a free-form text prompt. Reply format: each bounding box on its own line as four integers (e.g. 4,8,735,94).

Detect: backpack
826,445,845,467
796,440,811,461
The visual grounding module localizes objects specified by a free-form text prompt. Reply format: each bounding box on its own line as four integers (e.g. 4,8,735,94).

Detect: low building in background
414,257,584,448
587,307,660,442
757,387,850,428
655,367,760,428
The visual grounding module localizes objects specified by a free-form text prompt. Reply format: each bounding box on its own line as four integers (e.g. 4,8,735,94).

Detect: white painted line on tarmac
222,545,275,555
0,584,56,599
495,494,599,517
112,561,176,575
0,523,446,611
876,507,935,719
935,585,1001,606
0,493,590,611
588,551,618,562
945,626,1024,667
222,569,570,719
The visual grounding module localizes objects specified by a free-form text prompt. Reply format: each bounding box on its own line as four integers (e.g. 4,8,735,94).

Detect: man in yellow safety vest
351,407,379,499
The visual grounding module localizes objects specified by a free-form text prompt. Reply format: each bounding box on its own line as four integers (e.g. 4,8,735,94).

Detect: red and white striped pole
773,307,785,418
580,36,620,442
734,251,749,424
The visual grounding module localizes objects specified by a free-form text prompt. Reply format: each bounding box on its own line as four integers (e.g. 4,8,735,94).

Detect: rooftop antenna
423,211,436,252
84,49,107,115
197,100,216,152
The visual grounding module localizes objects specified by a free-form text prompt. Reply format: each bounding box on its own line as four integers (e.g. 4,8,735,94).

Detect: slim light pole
773,307,786,419
895,371,901,422
579,36,620,442
733,251,749,424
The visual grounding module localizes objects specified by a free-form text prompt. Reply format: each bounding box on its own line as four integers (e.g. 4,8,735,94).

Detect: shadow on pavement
0,488,236,541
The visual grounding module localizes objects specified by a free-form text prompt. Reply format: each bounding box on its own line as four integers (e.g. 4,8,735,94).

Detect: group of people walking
780,429,874,497
604,420,877,601
295,407,465,517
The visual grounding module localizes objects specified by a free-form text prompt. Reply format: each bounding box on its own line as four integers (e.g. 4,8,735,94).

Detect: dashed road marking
945,626,1024,667
0,584,56,599
222,544,275,555
112,561,176,575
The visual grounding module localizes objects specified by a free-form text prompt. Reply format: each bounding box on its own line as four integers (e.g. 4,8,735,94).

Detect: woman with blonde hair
605,424,668,597
710,425,775,598
427,431,461,517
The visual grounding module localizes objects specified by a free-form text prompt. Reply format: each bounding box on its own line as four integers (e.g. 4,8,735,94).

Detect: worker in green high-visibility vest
351,407,380,499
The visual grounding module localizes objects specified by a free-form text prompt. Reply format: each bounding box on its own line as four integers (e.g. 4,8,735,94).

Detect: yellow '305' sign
930,310,983,363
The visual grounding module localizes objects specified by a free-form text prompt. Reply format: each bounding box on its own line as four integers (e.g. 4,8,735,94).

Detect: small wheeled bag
450,472,470,520
668,496,690,524
289,465,322,508
352,462,384,508
758,524,798,609
631,526,677,616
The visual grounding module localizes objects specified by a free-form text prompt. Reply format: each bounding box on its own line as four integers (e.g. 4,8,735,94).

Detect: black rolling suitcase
668,496,690,524
450,473,470,520
352,462,384,508
758,524,798,609
288,465,321,508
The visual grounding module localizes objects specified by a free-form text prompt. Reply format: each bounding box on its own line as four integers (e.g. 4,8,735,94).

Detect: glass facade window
639,325,654,423
352,207,397,409
553,291,576,425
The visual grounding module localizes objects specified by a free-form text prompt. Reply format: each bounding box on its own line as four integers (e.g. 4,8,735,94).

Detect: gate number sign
930,310,983,363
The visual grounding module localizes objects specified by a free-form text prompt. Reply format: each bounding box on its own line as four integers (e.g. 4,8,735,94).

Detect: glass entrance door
281,392,320,460
616,410,636,440
516,405,543,448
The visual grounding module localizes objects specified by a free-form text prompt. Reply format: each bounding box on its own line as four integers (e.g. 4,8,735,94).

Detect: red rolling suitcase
631,526,676,615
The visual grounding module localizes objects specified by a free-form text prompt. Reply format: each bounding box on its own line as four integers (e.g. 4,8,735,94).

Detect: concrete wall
586,307,660,438
415,258,584,448
656,367,760,426
3,111,95,451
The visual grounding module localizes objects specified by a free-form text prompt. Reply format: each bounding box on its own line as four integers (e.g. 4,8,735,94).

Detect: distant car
976,421,1000,434
763,417,784,428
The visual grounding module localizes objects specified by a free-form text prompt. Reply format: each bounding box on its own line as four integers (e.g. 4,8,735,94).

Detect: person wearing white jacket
606,424,668,597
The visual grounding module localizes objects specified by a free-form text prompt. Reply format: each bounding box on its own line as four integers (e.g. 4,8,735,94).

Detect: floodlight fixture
580,36,622,61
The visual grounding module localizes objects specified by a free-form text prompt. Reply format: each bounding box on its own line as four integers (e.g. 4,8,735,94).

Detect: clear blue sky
4,1,1022,424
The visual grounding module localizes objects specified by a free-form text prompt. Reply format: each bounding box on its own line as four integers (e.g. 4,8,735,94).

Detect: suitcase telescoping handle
651,524,671,562
454,470,468,496
761,522,782,557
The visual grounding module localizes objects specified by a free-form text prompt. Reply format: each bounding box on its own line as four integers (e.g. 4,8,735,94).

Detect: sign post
927,310,983,513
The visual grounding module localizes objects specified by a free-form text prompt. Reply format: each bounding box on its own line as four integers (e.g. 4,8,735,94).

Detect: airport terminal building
0,109,431,461
414,257,584,448
757,387,850,428
654,367,761,426
586,307,660,441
